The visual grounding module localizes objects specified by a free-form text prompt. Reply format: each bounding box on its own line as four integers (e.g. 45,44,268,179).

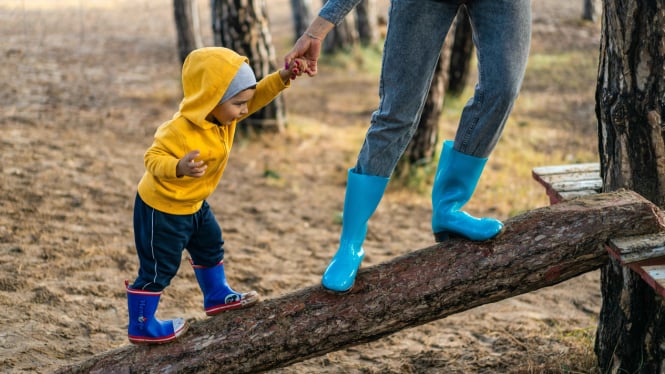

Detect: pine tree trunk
447,6,473,96
595,1,665,372
290,0,313,42
173,0,202,64
355,0,379,46
322,0,358,53
211,0,286,133
582,0,599,22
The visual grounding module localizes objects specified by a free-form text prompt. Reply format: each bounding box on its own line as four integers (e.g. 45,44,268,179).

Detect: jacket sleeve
241,71,290,120
319,0,362,25
144,126,182,179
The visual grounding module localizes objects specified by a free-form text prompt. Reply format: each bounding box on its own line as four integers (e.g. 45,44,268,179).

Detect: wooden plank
536,170,602,185
605,232,665,299
641,266,665,296
532,162,602,205
549,179,603,193
559,189,602,201
536,187,601,206
532,162,600,176
532,163,665,299
607,232,665,265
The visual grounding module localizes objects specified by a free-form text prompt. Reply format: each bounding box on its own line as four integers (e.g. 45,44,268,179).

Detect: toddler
126,47,305,344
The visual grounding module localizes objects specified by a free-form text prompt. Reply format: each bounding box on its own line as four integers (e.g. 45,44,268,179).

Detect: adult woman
285,0,532,293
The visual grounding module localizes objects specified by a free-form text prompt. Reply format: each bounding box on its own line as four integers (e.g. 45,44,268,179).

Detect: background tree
355,0,379,46
582,0,600,22
594,0,665,371
321,0,358,53
212,0,286,133
290,0,313,42
173,0,204,64
447,6,473,97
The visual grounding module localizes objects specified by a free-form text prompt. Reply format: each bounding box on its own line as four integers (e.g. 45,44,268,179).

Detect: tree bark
322,0,358,53
595,1,665,372
582,0,600,22
355,0,379,46
290,0,313,42
173,0,203,64
447,5,473,97
56,190,664,374
211,0,286,133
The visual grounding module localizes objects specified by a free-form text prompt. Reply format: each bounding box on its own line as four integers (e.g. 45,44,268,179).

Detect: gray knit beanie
219,62,257,104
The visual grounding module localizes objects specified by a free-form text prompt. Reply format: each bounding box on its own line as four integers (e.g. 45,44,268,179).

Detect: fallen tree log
57,189,665,374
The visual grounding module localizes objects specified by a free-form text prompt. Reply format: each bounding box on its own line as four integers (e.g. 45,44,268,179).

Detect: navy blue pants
131,194,224,292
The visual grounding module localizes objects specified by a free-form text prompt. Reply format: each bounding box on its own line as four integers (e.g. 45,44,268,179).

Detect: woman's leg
454,0,532,157
355,0,459,177
431,0,531,242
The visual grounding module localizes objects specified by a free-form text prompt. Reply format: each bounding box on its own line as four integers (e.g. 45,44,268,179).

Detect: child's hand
176,150,207,178
282,58,308,82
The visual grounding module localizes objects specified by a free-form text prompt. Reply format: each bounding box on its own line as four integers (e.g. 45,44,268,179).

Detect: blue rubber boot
126,281,188,345
432,141,503,242
190,260,259,316
322,169,389,293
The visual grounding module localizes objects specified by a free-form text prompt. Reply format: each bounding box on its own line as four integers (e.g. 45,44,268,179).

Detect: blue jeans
354,0,531,177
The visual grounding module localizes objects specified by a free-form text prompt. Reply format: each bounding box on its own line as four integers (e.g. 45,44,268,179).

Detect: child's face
211,88,256,125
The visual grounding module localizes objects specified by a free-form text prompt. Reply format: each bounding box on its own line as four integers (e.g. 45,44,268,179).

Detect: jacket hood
178,47,249,129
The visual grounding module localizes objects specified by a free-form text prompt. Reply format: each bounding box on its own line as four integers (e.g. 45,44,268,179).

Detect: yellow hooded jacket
137,47,289,215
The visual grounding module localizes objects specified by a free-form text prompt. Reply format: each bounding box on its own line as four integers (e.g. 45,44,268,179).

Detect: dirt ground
0,0,603,373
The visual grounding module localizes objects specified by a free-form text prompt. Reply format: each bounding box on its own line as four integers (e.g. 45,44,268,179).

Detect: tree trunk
595,0,665,372
355,0,379,46
582,0,600,22
447,5,473,96
56,190,664,374
173,0,203,64
211,0,286,133
322,0,358,53
290,0,313,42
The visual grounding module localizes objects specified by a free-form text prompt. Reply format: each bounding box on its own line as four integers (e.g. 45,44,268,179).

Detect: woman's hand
285,34,321,77
284,16,334,77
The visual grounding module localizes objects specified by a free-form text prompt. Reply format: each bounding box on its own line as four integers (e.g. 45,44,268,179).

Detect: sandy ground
0,0,603,372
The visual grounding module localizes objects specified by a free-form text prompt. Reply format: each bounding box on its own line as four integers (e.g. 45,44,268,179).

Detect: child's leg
131,194,189,291
127,194,191,344
187,201,258,315
125,280,188,345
